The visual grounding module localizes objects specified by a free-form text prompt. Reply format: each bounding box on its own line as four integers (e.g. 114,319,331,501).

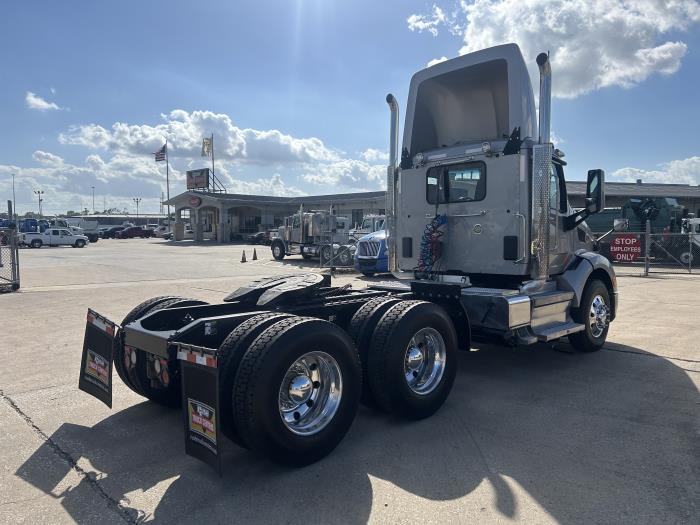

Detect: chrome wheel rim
680,252,691,264
403,327,446,395
278,351,342,436
589,295,609,338
273,245,282,258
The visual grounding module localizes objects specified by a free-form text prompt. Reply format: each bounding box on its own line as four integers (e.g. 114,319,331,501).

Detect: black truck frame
79,273,476,470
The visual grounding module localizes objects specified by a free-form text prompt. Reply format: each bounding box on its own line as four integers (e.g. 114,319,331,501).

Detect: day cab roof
402,43,537,157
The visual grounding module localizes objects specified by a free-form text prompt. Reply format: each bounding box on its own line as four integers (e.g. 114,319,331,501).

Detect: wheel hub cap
403,327,446,395
288,375,313,404
278,351,342,436
589,295,609,338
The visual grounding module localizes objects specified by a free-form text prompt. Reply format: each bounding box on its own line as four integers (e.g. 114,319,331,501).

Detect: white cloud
4,108,388,214
59,109,340,164
25,91,62,111
407,5,447,37
612,156,700,185
427,56,449,68
359,148,389,163
302,159,386,190
32,150,64,165
229,173,306,197
408,0,700,98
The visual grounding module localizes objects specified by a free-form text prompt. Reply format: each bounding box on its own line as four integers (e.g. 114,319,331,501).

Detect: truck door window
426,162,486,204
549,166,559,211
51,229,59,236
555,163,568,213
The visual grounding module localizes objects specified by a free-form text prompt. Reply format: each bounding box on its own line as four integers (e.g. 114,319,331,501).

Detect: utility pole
133,197,142,221
12,174,17,223
33,189,44,217
103,195,106,213
91,186,95,214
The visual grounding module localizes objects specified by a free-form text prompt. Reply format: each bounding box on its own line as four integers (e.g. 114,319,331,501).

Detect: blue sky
1,0,699,214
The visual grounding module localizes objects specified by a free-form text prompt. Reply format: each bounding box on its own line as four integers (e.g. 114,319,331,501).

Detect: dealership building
165,179,700,242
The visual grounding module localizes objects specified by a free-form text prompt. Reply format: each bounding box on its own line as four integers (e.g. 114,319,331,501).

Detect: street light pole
33,190,44,217
91,186,95,214
133,197,142,222
12,174,16,223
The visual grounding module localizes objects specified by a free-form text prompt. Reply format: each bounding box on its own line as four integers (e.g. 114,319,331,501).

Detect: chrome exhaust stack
536,52,551,144
526,52,553,289
386,93,399,273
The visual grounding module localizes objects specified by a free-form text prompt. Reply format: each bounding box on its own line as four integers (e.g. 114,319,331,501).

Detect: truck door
49,229,61,246
59,229,73,245
548,162,572,273
291,214,302,244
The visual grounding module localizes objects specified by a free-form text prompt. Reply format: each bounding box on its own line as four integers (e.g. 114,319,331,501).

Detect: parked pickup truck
20,228,89,248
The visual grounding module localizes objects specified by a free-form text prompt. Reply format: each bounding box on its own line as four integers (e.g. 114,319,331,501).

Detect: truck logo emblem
473,224,483,234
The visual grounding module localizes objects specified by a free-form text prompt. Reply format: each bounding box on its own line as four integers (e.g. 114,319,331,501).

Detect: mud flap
177,343,222,476
78,309,117,408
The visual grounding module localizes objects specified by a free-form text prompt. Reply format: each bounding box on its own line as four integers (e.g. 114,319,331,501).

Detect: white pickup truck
20,228,89,248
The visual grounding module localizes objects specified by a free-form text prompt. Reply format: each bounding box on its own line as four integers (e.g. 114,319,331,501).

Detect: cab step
533,321,585,342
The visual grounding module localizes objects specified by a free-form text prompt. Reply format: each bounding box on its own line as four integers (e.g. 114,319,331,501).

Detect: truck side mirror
585,169,605,214
613,218,628,232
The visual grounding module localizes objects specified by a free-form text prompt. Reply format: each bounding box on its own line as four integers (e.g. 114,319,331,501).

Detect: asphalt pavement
1,238,698,524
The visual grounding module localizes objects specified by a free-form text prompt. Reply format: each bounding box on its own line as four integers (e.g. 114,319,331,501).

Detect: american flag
154,143,167,162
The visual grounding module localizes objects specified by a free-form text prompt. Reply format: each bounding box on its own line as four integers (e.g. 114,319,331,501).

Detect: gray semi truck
78,44,618,469
271,208,354,266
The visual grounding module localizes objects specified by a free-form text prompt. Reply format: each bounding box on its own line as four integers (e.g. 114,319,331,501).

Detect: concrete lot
1,238,698,524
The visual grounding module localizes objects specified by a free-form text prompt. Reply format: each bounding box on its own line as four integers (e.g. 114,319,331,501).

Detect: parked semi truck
270,208,354,266
78,44,618,469
349,214,385,241
354,229,388,276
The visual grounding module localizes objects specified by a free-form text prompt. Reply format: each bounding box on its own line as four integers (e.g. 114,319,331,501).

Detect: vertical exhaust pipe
536,52,551,144
386,94,399,273
526,52,553,289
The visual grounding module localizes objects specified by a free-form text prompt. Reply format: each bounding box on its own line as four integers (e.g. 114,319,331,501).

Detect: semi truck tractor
78,44,618,469
270,208,354,266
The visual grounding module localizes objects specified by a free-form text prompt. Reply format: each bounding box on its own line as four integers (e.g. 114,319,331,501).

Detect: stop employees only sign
610,233,642,262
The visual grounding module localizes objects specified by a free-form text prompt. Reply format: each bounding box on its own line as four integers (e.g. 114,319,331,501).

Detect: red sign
610,233,642,262
189,196,202,207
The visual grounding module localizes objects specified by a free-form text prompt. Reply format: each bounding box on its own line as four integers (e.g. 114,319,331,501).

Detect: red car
116,226,154,239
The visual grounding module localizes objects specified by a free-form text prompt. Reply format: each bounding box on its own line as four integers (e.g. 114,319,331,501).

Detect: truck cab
386,44,616,348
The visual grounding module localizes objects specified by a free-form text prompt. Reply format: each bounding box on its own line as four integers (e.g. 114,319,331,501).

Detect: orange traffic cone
252,248,258,260
241,250,247,263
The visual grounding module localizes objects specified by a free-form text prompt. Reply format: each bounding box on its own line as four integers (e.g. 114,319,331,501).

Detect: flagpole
210,133,215,192
165,139,171,229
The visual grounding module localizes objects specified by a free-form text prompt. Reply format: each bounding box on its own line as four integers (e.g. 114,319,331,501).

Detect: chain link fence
595,223,699,276
0,228,20,291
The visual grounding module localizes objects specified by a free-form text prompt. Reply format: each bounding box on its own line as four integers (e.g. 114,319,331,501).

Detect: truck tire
218,312,294,446
271,240,286,260
115,296,181,395
569,279,610,353
75,239,86,248
132,297,208,407
367,300,458,419
320,245,332,265
233,317,361,466
31,239,42,248
362,272,375,277
348,296,402,406
337,247,352,266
